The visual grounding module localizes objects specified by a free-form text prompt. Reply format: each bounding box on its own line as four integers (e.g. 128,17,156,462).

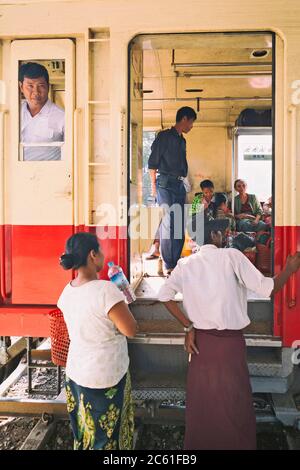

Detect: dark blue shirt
148,127,188,177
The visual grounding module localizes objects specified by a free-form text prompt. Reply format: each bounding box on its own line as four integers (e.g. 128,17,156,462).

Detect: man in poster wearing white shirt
19,62,65,161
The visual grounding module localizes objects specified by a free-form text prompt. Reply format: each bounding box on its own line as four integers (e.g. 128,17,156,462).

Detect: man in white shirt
19,62,65,161
158,224,300,349
157,223,300,450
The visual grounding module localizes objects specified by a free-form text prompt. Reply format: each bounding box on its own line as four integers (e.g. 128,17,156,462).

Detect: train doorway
128,32,275,337
128,32,276,339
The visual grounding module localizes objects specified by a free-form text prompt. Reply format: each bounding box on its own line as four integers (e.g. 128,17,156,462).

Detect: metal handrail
287,106,297,308
288,227,297,308
73,108,82,230
0,111,7,301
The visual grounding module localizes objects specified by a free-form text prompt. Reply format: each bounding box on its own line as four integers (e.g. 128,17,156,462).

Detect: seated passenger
191,179,216,221
234,179,269,233
262,196,272,227
214,192,236,231
263,196,272,214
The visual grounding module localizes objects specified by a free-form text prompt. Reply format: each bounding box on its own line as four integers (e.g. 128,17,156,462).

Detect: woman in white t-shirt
58,232,137,450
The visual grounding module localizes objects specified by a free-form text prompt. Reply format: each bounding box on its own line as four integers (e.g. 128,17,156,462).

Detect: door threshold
244,335,282,347
129,333,282,347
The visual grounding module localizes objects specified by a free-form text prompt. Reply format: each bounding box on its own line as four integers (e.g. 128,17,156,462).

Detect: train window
18,60,65,161
236,133,272,202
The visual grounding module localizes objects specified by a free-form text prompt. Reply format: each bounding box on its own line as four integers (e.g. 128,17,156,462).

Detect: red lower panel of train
274,226,300,347
0,224,299,346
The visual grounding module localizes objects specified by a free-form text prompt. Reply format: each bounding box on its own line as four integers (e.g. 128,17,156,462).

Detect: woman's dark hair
204,229,217,245
204,219,229,244
200,179,214,190
60,232,100,270
19,62,49,85
234,178,246,190
214,192,228,208
176,106,197,122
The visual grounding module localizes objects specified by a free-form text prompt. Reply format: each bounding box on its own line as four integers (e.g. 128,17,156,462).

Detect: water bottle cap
107,262,114,267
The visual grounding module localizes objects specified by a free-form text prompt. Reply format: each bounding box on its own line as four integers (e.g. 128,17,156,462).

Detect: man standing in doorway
148,107,197,275
19,62,65,161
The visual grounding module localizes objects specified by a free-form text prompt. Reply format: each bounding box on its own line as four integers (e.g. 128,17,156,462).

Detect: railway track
0,395,299,450
0,409,298,450
0,341,299,450
0,338,29,384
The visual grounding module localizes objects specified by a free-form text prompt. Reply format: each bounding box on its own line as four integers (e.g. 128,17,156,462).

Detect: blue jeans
236,218,269,232
156,175,186,270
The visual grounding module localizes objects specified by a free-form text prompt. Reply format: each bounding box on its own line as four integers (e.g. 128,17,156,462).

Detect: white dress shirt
158,245,274,330
21,99,64,161
57,280,129,389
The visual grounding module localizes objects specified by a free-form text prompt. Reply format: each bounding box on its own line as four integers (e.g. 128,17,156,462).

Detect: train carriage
0,0,300,425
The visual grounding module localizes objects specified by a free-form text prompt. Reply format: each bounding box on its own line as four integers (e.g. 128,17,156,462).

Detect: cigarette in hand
188,353,192,363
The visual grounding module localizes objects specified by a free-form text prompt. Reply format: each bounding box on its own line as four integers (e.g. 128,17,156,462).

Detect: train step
130,278,291,396
131,280,277,347
128,342,294,398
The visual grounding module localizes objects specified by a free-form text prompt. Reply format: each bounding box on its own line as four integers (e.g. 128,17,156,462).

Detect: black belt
158,173,185,181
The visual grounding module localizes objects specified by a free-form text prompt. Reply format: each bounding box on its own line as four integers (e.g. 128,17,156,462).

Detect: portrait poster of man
19,61,65,161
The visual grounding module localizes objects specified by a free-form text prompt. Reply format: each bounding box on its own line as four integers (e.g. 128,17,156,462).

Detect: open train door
128,39,144,285
128,38,162,286
2,39,75,304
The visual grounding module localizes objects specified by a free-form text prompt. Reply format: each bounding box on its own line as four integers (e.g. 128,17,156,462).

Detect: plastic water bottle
226,234,233,248
147,195,157,207
107,262,136,304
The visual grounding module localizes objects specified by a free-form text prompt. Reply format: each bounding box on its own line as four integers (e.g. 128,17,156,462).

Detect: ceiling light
249,76,272,89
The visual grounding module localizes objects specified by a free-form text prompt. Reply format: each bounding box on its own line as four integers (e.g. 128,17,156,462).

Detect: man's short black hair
200,179,214,190
19,62,49,85
176,106,197,123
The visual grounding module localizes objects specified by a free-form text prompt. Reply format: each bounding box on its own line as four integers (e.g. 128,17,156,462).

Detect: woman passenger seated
234,179,269,233
262,196,272,227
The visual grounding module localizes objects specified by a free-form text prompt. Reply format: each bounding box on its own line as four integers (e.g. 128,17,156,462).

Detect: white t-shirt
57,280,129,389
21,99,65,161
158,245,274,330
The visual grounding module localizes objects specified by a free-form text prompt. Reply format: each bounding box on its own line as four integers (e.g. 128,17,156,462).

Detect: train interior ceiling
130,33,274,316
